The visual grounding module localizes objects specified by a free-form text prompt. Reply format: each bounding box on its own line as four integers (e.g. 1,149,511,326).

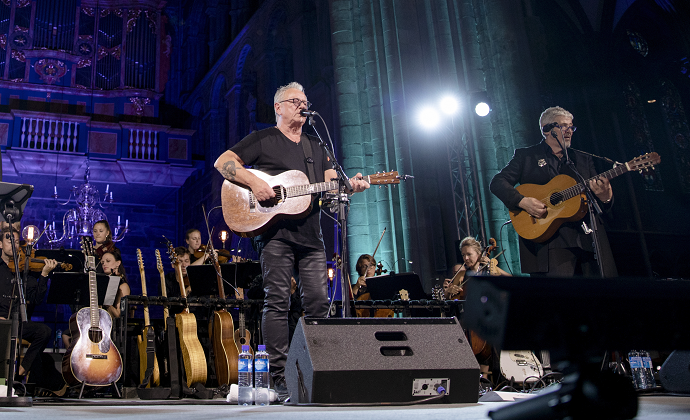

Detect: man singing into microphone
214,82,369,402
490,106,618,277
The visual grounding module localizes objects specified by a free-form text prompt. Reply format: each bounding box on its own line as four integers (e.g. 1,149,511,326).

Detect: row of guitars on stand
61,237,253,398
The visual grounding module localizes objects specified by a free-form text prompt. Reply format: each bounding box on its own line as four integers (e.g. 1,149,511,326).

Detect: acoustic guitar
62,237,123,386
168,243,207,387
208,247,239,386
510,152,660,242
136,249,160,387
233,286,253,357
221,169,406,237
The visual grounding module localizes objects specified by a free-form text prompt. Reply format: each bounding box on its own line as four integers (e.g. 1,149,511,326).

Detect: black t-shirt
230,127,332,248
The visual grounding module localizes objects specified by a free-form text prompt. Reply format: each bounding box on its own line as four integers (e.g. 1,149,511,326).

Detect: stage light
219,230,228,249
327,267,334,282
417,106,440,129
471,91,491,117
475,102,490,117
22,225,39,245
439,96,459,115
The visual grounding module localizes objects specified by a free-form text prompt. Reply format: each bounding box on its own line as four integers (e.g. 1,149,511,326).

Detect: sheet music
103,275,120,306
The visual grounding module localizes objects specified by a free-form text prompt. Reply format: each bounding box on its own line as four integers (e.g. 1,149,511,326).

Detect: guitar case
136,317,181,400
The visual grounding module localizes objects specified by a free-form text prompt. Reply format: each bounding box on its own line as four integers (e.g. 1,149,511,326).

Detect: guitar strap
300,134,317,184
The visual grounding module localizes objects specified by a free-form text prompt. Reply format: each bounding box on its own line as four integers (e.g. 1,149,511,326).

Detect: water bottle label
255,358,269,372
642,356,653,368
629,356,643,369
238,359,252,372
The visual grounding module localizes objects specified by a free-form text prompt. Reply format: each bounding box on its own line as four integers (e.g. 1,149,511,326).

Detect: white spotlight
417,106,440,129
475,102,490,117
439,96,459,115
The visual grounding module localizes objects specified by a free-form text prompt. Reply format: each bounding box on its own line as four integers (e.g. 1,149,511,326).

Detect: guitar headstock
80,236,95,271
167,241,178,266
627,152,660,173
398,289,409,301
155,249,164,275
137,248,144,271
367,171,413,186
431,284,444,301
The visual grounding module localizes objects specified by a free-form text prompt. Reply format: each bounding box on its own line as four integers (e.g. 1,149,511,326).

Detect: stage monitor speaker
659,350,690,394
463,276,690,358
285,317,479,404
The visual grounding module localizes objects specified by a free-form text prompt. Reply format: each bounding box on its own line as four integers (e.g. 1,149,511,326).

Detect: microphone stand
553,129,606,278
1,205,32,406
305,112,353,317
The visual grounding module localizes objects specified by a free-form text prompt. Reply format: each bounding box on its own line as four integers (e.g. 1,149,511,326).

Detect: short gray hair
274,82,304,105
539,106,573,136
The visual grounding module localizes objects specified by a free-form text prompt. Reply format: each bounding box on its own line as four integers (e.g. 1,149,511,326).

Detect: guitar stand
76,381,121,399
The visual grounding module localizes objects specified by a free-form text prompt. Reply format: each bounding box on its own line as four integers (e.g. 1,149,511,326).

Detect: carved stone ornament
9,31,30,51
129,97,151,117
34,58,68,85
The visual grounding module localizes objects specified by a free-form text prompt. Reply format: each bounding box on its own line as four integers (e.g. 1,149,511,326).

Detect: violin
193,245,245,264
7,247,72,273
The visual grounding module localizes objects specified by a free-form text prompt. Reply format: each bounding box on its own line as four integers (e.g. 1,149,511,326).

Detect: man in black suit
490,106,617,277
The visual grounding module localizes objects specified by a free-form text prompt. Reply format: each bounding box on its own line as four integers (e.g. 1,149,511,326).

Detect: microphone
300,110,318,117
542,122,559,132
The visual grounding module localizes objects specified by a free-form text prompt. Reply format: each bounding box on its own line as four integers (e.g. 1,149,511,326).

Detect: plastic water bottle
55,329,62,349
640,350,656,388
254,345,270,406
628,350,648,389
238,345,254,405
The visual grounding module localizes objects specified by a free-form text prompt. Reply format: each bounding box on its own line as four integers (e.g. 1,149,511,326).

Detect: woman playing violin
185,228,217,265
93,220,116,260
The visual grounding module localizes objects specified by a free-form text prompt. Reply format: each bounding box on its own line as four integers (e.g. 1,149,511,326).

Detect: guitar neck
87,256,100,327
286,180,339,198
140,270,150,326
174,262,190,313
158,269,169,325
561,163,629,201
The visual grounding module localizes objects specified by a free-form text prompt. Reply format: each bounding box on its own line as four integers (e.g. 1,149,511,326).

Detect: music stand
47,272,119,307
365,272,427,301
186,262,260,297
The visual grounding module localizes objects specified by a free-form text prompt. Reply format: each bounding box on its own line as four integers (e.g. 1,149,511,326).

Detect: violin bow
372,227,386,259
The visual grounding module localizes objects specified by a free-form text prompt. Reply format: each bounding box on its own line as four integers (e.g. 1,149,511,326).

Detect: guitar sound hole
88,328,103,343
549,194,561,206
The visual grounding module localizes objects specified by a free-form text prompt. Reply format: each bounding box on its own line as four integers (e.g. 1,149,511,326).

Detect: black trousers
20,320,51,374
260,239,329,380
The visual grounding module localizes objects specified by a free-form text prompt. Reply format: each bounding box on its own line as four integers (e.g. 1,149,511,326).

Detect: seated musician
165,246,192,306
351,254,376,298
93,220,116,260
0,228,60,388
185,228,216,266
98,248,130,319
459,237,510,277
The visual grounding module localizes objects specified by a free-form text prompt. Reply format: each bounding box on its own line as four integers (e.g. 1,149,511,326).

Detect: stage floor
0,395,688,419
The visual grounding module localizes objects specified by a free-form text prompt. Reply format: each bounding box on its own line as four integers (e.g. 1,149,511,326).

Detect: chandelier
45,162,128,246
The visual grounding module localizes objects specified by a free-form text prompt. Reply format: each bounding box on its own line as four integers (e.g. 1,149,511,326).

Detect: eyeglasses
278,98,312,109
556,125,577,132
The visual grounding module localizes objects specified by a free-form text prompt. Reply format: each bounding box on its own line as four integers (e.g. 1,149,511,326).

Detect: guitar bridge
86,354,108,359
248,192,256,213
